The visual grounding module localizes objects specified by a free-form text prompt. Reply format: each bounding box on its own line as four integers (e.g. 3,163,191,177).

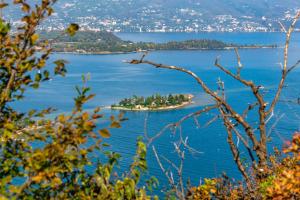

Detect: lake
14,32,300,194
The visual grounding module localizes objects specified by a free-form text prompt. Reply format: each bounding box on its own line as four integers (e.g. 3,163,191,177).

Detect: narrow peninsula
111,94,194,111
39,31,277,54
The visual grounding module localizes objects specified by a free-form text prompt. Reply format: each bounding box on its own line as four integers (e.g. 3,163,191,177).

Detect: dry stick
146,105,217,146
202,115,220,128
219,107,252,190
161,155,180,172
267,113,285,138
215,48,269,163
173,139,185,197
258,13,300,160
152,146,184,200
176,125,203,154
174,105,217,127
287,60,300,74
235,48,243,77
278,21,287,33
143,113,150,141
227,122,255,162
217,77,226,100
131,58,261,160
146,123,174,147
267,12,300,116
242,102,259,119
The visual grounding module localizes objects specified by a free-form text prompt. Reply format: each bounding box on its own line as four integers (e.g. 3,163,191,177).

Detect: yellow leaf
32,174,43,183
0,3,8,9
82,112,89,121
51,177,62,186
110,121,121,128
57,115,65,123
31,33,39,44
22,3,30,13
110,115,115,121
94,107,101,113
99,129,111,138
84,121,94,130
0,196,8,200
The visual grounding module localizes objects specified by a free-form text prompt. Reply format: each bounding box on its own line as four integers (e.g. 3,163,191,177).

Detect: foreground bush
0,1,154,199
188,133,300,200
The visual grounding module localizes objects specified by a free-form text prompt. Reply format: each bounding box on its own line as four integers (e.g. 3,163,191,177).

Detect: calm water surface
15,32,300,192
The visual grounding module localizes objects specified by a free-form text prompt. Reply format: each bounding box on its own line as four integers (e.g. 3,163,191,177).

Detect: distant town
6,1,300,32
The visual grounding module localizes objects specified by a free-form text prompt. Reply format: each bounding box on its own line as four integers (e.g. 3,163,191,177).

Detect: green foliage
39,31,240,53
66,24,80,36
0,1,155,199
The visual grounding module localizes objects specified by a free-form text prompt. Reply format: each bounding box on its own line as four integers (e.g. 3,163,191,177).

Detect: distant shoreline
51,45,278,56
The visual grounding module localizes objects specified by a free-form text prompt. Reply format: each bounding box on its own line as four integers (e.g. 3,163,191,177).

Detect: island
38,31,277,54
111,94,194,111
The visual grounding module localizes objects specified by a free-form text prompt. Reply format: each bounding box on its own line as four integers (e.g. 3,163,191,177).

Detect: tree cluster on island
112,94,192,110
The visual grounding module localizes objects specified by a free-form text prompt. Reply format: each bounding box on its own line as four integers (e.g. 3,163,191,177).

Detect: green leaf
35,73,42,82
30,82,39,89
0,19,10,35
54,59,68,76
43,70,50,80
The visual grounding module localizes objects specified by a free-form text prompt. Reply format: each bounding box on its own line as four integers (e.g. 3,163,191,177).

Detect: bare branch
219,107,252,189
152,146,185,200
202,115,220,128
152,146,174,185
143,113,150,141
175,105,218,127
242,102,259,118
287,60,300,74
215,55,251,87
177,125,203,154
235,48,243,77
267,11,300,116
265,110,274,125
267,113,285,137
278,21,287,33
145,105,217,146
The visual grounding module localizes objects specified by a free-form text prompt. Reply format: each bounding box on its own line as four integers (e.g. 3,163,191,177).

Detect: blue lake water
15,32,300,193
